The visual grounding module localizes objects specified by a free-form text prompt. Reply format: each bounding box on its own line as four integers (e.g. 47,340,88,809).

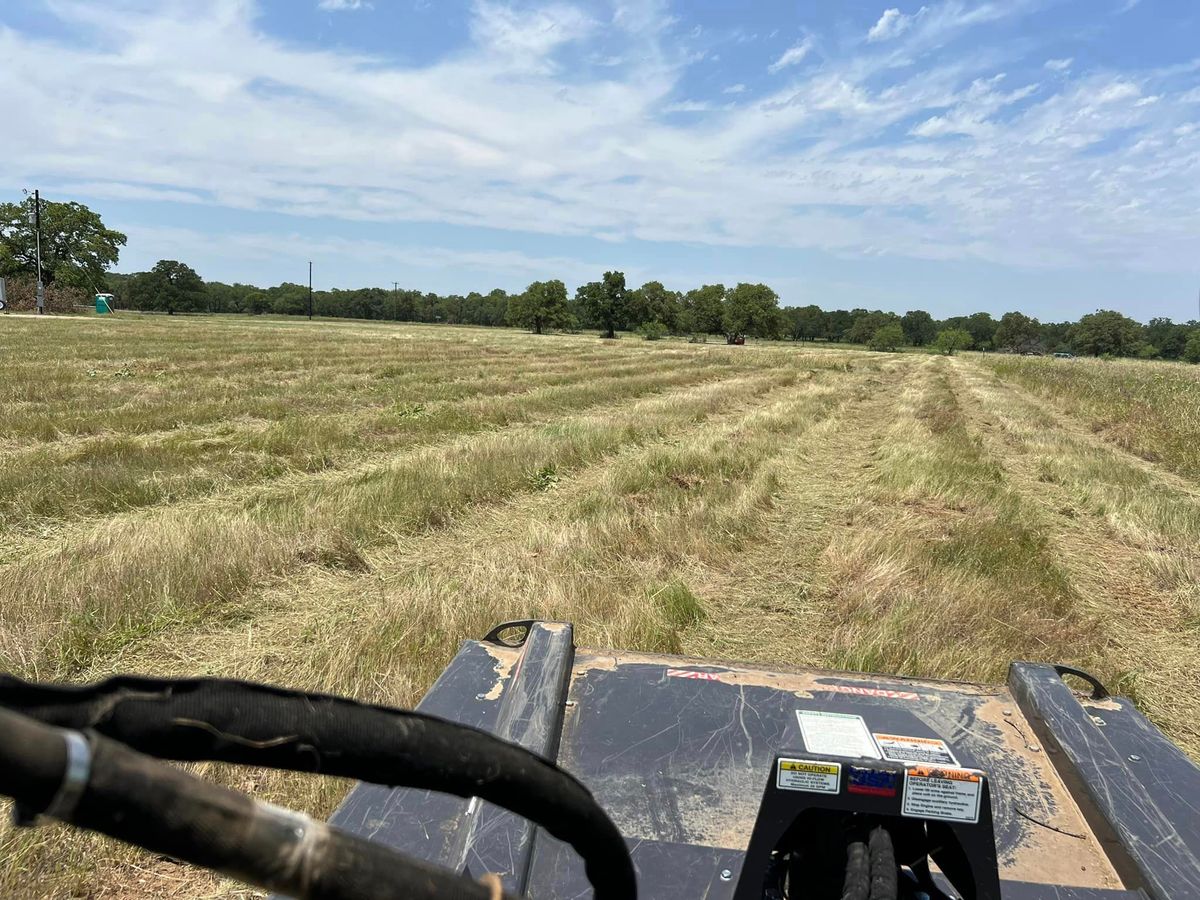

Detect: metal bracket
1052,665,1109,700
482,620,536,648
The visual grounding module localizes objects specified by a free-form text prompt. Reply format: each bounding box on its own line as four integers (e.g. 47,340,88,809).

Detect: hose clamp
44,730,93,821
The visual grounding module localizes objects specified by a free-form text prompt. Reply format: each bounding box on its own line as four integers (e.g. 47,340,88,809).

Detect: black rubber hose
0,705,65,813
840,839,870,900
0,708,510,900
867,826,898,900
0,674,635,900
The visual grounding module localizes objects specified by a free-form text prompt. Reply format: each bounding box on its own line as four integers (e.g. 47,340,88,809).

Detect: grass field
1,315,1198,898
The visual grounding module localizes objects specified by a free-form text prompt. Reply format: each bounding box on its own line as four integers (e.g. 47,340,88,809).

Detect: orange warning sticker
902,766,984,823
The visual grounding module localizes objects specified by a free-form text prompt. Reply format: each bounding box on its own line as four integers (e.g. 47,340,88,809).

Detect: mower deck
330,622,1200,899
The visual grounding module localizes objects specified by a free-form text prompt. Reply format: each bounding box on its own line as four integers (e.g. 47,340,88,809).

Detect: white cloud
1094,81,1141,103
1,0,1197,283
768,36,814,73
722,83,746,94
662,99,710,112
318,0,371,9
469,1,596,63
1044,58,1073,71
867,8,914,42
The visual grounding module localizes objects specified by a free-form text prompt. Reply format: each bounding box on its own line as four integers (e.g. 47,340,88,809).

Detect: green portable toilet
95,293,114,314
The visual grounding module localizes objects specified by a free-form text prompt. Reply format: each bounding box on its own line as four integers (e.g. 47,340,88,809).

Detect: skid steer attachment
331,621,1200,900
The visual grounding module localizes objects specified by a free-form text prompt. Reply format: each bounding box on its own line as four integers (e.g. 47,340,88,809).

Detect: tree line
102,261,1200,361
2,194,1198,361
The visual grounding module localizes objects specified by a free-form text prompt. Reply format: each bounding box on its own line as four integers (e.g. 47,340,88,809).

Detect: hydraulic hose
839,826,897,900
0,707,510,900
0,673,636,900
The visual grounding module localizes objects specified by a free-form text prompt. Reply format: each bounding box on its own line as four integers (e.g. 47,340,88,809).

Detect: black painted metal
730,753,1001,900
321,627,1200,899
326,639,510,864
1009,662,1200,900
445,623,575,894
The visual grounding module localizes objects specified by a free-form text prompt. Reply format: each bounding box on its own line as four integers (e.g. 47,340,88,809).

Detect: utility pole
308,261,313,321
34,190,44,315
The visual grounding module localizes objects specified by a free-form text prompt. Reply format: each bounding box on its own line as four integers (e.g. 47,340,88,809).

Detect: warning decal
821,684,919,702
902,766,983,824
874,733,959,767
777,759,841,794
796,710,881,760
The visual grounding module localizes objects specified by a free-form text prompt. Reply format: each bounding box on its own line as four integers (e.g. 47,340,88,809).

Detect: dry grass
0,317,1196,897
978,353,1200,479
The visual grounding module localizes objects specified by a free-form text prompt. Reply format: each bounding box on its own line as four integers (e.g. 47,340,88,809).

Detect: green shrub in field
1184,331,1200,364
637,320,667,341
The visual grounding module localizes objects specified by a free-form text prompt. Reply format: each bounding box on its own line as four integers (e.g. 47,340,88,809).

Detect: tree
0,196,126,290
508,279,569,334
1145,317,1192,360
994,311,1042,353
125,260,207,314
940,313,997,350
868,322,905,352
627,281,682,332
933,328,973,355
824,309,854,342
784,304,827,341
1183,331,1200,364
681,284,726,335
847,311,898,344
1070,310,1143,357
964,312,998,349
578,271,628,338
901,310,937,346
723,283,781,344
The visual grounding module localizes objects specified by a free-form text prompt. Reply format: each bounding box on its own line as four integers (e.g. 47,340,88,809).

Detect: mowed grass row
0,365,814,679
977,354,1200,479
953,360,1200,752
0,357,771,535
2,320,804,535
0,341,871,898
815,358,1107,682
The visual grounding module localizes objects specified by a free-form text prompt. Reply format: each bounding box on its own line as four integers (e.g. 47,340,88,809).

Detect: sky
2,0,1199,322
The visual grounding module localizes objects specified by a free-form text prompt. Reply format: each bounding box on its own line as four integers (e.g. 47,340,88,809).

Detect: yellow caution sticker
777,758,841,794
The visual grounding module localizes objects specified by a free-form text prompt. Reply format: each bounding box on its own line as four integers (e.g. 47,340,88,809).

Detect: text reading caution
777,759,841,794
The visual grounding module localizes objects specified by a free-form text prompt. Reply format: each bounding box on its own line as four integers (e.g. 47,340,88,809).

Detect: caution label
874,733,959,766
902,766,983,824
796,710,881,759
777,759,841,794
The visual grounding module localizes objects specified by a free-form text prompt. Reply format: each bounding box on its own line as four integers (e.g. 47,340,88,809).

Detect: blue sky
2,0,1198,321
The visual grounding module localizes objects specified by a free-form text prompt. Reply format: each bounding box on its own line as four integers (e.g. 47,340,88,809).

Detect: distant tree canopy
933,328,973,355
508,279,569,334
868,322,905,352
901,310,937,346
1070,310,1145,357
994,312,1042,353
682,284,726,335
0,196,126,290
1183,331,1200,364
91,246,1197,362
576,271,629,339
125,260,206,315
846,311,899,345
723,283,782,344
